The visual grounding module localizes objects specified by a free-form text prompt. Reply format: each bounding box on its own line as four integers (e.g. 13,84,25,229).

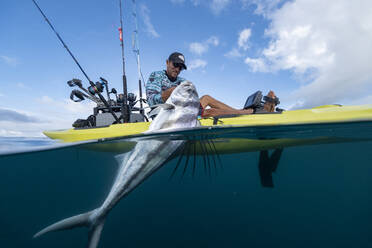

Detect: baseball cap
168,52,187,70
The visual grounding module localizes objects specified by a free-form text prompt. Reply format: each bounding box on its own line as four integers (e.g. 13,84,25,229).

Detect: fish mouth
181,82,196,91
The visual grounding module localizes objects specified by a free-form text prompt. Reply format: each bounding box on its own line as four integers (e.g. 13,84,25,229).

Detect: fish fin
33,210,94,238
34,209,106,248
115,152,131,165
87,221,105,248
157,103,175,110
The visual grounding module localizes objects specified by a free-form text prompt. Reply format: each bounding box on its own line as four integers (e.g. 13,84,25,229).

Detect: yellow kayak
43,104,372,143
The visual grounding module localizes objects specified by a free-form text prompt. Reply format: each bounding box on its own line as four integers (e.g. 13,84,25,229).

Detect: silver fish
33,81,200,248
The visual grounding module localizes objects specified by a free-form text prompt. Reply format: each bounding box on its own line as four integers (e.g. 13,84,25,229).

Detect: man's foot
239,108,254,115
263,90,277,112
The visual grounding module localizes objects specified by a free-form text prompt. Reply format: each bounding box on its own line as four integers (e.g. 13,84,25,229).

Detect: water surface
0,122,371,247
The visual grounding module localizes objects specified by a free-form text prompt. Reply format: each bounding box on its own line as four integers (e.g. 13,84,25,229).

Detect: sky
1,0,372,137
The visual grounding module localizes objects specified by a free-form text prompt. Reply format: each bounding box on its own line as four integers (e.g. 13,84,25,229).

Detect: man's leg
203,108,253,118
199,95,236,111
200,94,254,118
199,91,278,118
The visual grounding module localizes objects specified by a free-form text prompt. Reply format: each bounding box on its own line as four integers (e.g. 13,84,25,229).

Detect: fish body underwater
34,81,200,248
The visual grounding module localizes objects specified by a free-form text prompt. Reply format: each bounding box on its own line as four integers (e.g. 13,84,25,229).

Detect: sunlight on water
0,122,372,248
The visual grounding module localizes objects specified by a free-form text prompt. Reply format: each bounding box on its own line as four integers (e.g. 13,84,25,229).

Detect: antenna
118,0,130,123
132,0,145,116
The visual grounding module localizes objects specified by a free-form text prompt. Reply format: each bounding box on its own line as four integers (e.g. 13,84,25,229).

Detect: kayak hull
43,104,372,143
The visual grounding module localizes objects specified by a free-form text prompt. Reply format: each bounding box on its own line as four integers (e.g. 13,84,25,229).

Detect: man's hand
161,87,176,102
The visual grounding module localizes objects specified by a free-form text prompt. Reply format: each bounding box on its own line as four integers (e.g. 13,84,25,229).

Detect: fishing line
31,0,92,83
32,0,121,123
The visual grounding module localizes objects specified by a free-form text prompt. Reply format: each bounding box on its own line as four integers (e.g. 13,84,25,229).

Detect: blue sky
1,0,372,137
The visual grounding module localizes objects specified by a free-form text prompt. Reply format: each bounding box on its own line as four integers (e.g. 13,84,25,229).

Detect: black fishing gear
32,0,147,127
31,0,121,124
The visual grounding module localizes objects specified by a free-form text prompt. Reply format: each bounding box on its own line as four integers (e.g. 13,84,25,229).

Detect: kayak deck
43,104,372,142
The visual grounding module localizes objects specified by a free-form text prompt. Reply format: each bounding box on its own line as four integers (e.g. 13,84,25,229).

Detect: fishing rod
31,0,121,123
132,0,145,116
118,0,130,123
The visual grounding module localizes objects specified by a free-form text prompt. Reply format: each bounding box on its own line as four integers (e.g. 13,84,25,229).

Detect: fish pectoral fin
115,152,132,165
157,103,175,110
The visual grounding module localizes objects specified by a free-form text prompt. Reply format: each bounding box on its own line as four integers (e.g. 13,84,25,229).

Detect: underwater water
0,122,372,248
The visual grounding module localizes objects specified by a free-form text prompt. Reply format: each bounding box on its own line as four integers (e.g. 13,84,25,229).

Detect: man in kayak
146,52,277,118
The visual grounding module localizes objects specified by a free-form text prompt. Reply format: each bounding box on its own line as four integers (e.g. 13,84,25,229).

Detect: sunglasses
172,62,184,70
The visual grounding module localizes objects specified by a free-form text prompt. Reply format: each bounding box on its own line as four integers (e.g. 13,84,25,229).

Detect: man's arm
161,87,176,102
146,72,164,106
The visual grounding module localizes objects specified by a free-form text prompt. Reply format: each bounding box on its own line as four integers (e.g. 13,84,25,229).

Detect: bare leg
199,95,236,111
203,108,253,118
199,91,278,118
199,95,254,118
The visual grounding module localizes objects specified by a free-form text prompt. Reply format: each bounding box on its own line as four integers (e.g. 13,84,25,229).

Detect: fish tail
33,209,105,248
87,221,105,248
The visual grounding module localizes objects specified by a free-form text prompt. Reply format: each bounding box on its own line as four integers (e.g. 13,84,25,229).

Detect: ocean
0,122,371,247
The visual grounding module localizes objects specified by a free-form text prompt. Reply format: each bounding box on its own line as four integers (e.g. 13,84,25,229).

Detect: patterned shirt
146,70,186,106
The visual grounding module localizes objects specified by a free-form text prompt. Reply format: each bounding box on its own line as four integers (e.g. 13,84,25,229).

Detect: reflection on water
0,121,372,247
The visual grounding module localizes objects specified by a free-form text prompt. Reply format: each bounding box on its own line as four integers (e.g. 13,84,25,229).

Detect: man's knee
202,108,216,118
200,95,211,101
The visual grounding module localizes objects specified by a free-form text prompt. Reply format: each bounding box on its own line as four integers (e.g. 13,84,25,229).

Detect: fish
33,81,200,248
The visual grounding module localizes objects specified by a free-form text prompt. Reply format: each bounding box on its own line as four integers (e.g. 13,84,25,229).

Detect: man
146,52,277,118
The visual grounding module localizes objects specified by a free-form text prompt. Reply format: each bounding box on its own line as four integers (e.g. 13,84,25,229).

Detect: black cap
168,52,187,70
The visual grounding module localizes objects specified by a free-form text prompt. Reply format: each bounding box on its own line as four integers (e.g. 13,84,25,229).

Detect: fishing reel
67,78,83,88
88,81,104,95
128,93,137,108
70,90,85,102
87,78,118,106
67,78,102,104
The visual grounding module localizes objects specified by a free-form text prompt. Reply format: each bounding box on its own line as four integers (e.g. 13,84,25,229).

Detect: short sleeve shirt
146,70,185,106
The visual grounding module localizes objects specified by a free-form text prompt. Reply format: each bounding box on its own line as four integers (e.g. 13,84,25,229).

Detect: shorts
198,103,204,117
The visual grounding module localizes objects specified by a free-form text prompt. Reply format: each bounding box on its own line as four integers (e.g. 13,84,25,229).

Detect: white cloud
0,97,97,137
210,0,231,15
189,42,208,55
246,0,372,108
0,107,40,123
248,0,285,17
0,94,119,137
224,48,243,58
348,95,372,106
63,99,96,114
140,4,160,38
0,55,19,67
36,96,96,115
191,0,201,6
244,57,268,72
0,129,23,137
189,59,207,70
170,0,230,14
207,36,219,46
238,28,251,50
189,36,219,55
225,28,251,59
